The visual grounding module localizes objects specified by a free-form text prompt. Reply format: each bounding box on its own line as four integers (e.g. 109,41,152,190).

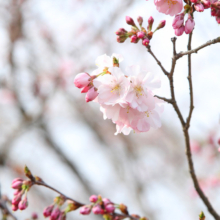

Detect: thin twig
154,95,173,104
146,45,169,76
176,36,220,59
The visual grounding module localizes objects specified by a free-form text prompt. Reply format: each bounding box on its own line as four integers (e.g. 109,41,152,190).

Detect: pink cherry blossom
125,65,160,112
74,73,90,89
93,67,129,105
154,0,183,16
185,14,195,34
194,3,204,12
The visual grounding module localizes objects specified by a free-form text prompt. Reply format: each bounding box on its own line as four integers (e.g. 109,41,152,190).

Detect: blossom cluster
115,16,166,47
11,178,30,211
74,54,163,135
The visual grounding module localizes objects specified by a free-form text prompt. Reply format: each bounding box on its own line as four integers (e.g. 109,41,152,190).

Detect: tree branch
176,36,220,59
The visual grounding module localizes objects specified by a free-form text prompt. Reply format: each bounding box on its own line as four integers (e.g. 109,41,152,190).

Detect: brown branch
32,179,142,220
148,34,220,219
176,36,220,59
146,46,169,76
154,95,173,104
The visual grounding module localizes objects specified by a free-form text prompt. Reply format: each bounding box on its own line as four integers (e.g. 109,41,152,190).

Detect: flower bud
174,25,185,36
202,0,210,8
18,197,28,210
50,208,61,220
43,205,54,217
156,20,166,31
216,16,220,23
194,3,204,12
12,204,18,211
32,212,38,220
90,195,98,203
103,198,111,206
211,8,217,16
125,16,136,26
13,189,21,196
92,205,104,215
142,38,150,46
81,85,90,93
74,73,90,89
115,28,127,36
105,204,115,213
80,206,91,215
137,31,145,39
185,14,195,34
11,179,23,189
190,0,198,3
119,203,128,215
147,31,153,39
148,16,154,31
172,13,185,29
85,87,98,102
137,16,143,26
12,192,23,205
116,35,127,43
130,35,138,43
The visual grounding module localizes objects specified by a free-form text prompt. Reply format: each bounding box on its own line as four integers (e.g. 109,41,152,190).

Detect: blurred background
0,0,220,219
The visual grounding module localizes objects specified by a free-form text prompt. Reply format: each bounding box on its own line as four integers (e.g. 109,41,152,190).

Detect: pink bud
18,197,28,210
115,28,127,36
102,198,111,206
105,204,115,213
80,206,91,215
125,16,135,26
89,195,98,203
190,0,198,3
137,32,145,39
137,16,143,26
57,212,66,220
11,179,23,189
81,86,90,93
12,204,18,211
85,87,98,102
130,35,138,43
172,13,185,29
12,192,23,205
157,20,166,30
92,205,104,215
50,208,61,220
74,73,90,89
216,16,220,23
13,189,21,196
43,205,54,217
194,3,204,12
12,178,23,184
32,212,38,219
174,25,185,36
211,8,217,16
148,16,154,31
185,15,195,34
142,38,150,46
116,35,127,43
202,0,210,8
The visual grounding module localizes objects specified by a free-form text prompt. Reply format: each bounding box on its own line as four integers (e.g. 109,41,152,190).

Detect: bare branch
176,36,220,59
154,95,173,104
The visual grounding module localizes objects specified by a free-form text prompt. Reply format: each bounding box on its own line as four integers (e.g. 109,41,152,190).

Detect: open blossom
93,67,129,105
92,54,123,75
194,3,204,12
154,0,183,16
125,65,161,112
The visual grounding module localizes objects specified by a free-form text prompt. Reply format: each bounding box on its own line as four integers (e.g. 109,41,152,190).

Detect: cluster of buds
172,12,195,36
11,178,32,211
43,196,81,220
115,16,166,47
74,73,98,102
211,0,220,24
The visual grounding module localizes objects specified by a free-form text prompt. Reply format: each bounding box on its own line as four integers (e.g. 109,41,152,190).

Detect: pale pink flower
85,87,98,102
202,0,211,8
194,3,204,12
92,54,123,75
185,15,195,34
172,13,185,29
174,25,185,36
93,67,129,105
125,65,160,112
154,0,183,16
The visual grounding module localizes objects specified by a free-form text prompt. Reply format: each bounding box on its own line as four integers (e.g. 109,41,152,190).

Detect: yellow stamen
134,86,144,97
111,84,121,94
